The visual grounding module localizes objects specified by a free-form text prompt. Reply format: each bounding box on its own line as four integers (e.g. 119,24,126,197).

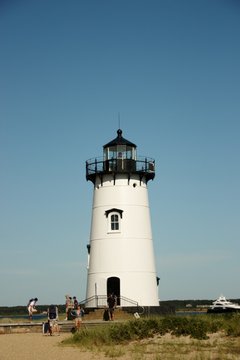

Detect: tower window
111,214,119,231
105,208,123,233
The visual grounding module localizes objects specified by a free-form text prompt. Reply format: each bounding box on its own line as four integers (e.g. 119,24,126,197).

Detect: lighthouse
85,129,159,307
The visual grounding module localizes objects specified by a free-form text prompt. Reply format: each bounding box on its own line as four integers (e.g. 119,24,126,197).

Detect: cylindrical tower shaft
85,130,159,307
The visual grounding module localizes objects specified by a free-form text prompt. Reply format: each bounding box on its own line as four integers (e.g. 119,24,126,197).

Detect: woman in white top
28,298,38,320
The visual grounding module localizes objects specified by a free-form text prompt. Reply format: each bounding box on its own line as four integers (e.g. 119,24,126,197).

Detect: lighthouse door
107,277,120,305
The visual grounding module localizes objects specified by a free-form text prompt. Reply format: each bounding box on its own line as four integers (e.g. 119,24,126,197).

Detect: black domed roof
103,129,136,149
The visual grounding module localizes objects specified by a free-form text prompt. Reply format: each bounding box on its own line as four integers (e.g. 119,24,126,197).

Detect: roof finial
117,129,122,138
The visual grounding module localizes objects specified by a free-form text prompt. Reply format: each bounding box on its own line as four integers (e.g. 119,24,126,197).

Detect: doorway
107,277,120,305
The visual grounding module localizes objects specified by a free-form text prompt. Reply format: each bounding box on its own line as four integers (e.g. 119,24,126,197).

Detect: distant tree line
1,299,240,316
0,304,66,316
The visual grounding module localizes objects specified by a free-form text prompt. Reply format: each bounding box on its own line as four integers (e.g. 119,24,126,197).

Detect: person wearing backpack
47,305,59,335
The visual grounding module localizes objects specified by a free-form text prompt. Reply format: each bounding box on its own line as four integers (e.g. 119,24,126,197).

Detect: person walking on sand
27,297,38,321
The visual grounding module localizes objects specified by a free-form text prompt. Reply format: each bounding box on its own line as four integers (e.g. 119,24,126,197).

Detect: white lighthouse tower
85,129,159,307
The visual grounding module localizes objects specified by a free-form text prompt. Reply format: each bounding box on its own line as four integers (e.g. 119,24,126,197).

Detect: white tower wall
86,175,159,307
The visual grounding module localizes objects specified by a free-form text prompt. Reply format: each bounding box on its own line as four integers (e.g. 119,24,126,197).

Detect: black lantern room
86,129,155,184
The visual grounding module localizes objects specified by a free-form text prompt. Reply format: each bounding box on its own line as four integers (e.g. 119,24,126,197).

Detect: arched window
111,213,119,231
105,208,123,233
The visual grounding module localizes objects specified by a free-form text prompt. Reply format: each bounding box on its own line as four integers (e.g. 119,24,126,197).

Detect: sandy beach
1,331,239,360
0,333,102,360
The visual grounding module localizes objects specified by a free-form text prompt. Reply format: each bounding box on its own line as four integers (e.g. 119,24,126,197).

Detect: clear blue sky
1,0,239,306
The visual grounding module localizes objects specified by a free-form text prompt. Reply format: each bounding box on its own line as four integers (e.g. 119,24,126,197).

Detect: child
75,305,83,330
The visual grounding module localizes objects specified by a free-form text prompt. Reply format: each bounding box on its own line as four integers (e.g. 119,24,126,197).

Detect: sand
0,331,237,359
0,333,103,360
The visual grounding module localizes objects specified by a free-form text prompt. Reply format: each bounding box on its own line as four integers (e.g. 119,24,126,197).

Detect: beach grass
61,314,240,359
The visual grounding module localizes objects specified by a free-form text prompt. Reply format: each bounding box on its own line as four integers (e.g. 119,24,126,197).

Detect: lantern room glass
104,145,136,161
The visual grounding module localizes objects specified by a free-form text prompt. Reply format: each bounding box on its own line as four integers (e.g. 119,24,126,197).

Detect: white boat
207,295,240,313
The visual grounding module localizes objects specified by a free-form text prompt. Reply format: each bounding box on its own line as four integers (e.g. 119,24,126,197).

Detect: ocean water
176,311,207,316
0,314,47,320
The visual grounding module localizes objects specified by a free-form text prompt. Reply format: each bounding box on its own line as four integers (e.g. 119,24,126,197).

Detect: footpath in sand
0,333,104,360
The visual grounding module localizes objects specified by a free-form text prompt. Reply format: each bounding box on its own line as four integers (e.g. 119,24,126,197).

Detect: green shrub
158,316,208,339
69,327,112,347
107,319,157,342
225,313,240,336
187,318,209,340
108,322,133,342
